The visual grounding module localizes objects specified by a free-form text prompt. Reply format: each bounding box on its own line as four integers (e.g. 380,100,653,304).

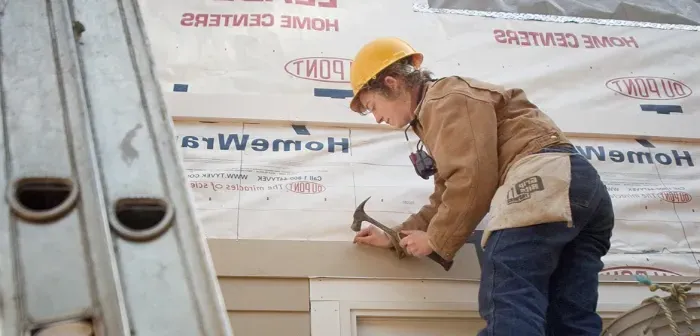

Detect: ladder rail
0,0,233,334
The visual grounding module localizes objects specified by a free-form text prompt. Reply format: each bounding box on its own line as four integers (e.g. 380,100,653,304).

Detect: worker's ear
382,76,401,97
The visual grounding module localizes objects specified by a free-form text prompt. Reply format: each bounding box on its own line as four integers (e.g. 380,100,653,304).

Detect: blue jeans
477,144,614,336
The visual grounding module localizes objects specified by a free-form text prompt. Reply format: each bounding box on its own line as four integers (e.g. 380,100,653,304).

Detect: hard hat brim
350,94,363,113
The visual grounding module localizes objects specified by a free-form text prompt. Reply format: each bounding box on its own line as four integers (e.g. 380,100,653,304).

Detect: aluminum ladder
0,0,233,334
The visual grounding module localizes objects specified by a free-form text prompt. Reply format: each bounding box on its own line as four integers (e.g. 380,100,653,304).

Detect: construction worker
349,37,615,335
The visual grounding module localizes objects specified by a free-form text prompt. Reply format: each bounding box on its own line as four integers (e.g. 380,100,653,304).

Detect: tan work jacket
396,76,574,261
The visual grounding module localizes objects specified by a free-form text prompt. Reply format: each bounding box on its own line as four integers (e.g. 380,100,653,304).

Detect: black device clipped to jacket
404,119,437,180
409,140,437,179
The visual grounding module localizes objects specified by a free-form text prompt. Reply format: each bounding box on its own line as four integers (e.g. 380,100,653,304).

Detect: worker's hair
363,56,434,99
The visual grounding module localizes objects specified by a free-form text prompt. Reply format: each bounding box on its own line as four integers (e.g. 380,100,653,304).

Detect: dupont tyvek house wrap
426,0,700,27
143,0,700,282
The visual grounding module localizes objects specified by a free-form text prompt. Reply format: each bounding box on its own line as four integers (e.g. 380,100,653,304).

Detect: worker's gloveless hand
353,225,392,248
399,230,434,257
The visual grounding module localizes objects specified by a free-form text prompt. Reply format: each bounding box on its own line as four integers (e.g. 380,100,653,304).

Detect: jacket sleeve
393,173,446,232
421,93,499,260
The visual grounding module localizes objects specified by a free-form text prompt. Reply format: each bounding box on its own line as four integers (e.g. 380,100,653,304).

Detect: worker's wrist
427,238,437,252
383,231,395,249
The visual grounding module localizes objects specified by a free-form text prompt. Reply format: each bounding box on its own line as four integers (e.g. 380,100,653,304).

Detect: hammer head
351,196,371,232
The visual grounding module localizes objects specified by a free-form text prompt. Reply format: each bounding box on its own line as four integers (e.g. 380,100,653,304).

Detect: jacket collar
410,79,437,135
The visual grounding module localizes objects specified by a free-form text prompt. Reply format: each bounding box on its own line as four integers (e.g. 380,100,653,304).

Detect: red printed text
180,13,339,31
493,29,639,49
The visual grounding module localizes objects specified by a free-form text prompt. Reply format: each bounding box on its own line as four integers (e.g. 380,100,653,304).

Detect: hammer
352,196,454,271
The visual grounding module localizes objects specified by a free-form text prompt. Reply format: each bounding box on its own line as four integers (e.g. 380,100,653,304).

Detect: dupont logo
284,57,352,83
286,181,326,194
600,266,681,277
659,191,692,203
606,76,692,100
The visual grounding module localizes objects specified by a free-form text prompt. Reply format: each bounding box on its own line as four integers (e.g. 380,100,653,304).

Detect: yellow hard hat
349,37,424,113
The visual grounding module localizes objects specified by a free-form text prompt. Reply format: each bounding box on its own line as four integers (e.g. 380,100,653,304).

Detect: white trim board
309,278,697,336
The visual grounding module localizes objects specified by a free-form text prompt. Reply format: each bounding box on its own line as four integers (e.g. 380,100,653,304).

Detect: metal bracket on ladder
0,0,233,335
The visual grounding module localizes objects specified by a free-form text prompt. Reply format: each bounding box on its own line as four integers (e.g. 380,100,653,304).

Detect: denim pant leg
546,152,614,335
477,146,614,336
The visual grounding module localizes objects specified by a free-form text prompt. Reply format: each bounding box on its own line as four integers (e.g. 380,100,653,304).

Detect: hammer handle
427,251,454,271
398,233,454,272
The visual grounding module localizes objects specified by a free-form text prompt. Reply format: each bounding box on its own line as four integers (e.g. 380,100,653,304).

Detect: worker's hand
353,225,392,248
399,230,434,257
